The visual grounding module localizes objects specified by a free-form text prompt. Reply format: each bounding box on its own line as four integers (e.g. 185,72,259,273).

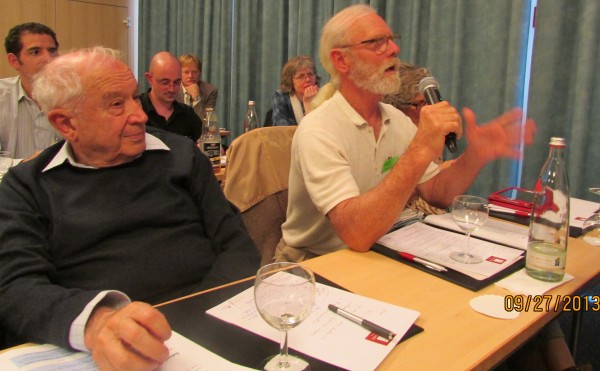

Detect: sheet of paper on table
377,221,524,280
206,278,420,371
0,331,255,371
424,213,529,250
570,197,600,230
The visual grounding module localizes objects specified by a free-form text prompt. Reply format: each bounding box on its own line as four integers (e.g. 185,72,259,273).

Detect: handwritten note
206,277,420,371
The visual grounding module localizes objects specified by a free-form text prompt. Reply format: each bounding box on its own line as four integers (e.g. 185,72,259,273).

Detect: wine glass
0,151,13,182
582,187,600,246
450,195,489,264
254,262,316,371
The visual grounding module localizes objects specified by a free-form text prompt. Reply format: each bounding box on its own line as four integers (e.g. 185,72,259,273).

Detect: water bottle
197,107,221,171
243,101,260,133
526,137,570,282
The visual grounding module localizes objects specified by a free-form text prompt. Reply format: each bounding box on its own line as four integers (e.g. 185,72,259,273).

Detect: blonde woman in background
271,55,320,126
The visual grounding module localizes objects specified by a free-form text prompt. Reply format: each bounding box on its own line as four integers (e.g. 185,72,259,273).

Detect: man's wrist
69,290,130,352
84,306,116,351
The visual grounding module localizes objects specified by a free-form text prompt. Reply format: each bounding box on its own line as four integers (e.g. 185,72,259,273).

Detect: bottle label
526,242,566,270
201,142,221,167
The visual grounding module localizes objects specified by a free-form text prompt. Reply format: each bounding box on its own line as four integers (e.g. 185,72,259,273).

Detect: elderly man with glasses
141,51,201,142
275,4,536,262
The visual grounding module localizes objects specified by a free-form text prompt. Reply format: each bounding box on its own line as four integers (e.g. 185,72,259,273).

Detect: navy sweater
0,128,260,348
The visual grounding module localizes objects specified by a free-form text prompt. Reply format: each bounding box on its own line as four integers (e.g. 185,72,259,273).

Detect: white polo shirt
282,90,440,256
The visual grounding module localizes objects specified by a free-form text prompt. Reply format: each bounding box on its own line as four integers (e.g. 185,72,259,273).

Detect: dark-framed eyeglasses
338,34,401,55
411,100,426,110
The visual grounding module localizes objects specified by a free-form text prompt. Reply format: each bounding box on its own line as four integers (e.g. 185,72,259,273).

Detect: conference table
156,233,600,370
3,228,599,370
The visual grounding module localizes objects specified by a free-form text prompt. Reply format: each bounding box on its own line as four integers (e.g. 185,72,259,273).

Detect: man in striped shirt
0,22,60,159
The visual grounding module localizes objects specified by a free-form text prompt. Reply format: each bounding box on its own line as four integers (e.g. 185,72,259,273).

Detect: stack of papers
424,213,529,250
377,222,524,280
0,331,254,371
206,278,420,371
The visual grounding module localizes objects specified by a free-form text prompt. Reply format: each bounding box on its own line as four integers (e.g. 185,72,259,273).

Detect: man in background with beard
275,4,536,262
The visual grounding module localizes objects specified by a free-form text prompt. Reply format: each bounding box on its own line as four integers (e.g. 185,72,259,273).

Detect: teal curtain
138,0,599,201
523,1,600,200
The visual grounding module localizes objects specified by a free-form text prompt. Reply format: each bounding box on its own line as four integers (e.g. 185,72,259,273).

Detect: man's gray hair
319,4,376,86
382,63,432,108
33,46,122,113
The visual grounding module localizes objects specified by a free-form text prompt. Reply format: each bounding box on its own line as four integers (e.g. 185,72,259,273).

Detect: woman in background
271,55,320,126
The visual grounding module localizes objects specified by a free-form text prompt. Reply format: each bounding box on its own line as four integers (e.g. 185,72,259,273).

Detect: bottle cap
248,100,255,106
549,137,566,147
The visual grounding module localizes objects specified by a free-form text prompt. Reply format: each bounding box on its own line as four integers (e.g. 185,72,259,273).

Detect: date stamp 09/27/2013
504,295,600,313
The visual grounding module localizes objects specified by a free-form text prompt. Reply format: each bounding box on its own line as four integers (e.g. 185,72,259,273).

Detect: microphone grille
418,76,439,94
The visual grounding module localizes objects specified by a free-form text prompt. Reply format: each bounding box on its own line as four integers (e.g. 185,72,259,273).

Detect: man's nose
131,101,148,124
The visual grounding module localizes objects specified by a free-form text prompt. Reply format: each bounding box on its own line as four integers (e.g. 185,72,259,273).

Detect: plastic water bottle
526,137,570,282
243,101,260,133
197,107,221,171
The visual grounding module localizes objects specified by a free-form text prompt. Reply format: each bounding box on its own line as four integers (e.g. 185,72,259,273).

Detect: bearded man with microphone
275,3,537,262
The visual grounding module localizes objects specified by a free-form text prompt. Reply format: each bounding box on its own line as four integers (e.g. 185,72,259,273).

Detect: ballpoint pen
328,304,396,340
398,252,448,272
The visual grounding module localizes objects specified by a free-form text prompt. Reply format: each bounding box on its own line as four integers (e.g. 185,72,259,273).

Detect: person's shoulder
0,76,19,85
200,80,217,92
146,126,195,146
10,141,63,176
173,100,200,119
0,76,19,94
139,91,153,111
272,90,290,104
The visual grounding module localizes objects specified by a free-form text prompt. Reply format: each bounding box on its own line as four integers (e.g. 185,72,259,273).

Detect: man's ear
7,53,21,71
47,109,77,142
144,72,152,85
330,49,351,75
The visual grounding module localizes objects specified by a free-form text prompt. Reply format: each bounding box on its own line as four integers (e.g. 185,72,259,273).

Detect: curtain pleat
138,0,599,201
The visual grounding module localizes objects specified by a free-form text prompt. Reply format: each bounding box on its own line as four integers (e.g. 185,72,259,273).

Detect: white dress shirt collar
42,132,170,172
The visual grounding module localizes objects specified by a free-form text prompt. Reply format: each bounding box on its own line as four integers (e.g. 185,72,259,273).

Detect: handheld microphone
418,76,457,153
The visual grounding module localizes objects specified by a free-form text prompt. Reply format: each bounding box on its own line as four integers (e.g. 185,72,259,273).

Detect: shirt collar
42,132,170,172
332,90,391,127
15,76,29,102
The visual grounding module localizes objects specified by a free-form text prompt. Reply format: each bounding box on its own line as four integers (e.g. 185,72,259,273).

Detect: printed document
424,213,529,250
206,278,420,371
377,222,524,279
0,331,255,371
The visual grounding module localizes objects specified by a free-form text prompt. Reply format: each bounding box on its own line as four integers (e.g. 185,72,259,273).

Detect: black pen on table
398,252,448,273
328,304,396,340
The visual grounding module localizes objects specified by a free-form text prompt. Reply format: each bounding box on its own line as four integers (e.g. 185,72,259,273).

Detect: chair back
224,126,296,265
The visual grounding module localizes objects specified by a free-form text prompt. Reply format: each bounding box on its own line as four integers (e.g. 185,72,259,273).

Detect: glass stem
465,232,471,255
278,330,290,368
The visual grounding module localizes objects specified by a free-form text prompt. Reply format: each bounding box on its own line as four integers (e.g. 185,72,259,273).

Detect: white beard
348,56,401,95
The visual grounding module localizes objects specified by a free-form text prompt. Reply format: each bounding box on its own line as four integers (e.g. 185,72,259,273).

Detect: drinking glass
0,151,13,182
582,187,600,246
254,262,316,371
450,195,489,264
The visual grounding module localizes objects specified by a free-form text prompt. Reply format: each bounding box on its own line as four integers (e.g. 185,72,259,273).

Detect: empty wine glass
254,262,316,371
450,195,489,264
582,187,600,246
0,151,13,182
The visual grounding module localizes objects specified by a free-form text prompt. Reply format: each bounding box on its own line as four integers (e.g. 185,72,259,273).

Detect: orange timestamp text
504,295,600,312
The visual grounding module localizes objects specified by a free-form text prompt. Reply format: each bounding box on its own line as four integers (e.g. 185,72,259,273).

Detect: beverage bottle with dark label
197,107,221,171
